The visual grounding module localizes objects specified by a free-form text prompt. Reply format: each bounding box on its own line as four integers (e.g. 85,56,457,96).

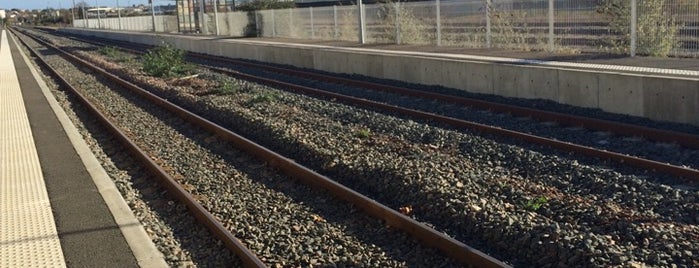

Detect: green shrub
236,0,294,11
141,43,194,77
489,3,544,51
375,1,432,45
597,0,679,56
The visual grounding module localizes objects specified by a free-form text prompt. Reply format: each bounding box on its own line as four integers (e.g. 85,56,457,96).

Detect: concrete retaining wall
60,28,699,126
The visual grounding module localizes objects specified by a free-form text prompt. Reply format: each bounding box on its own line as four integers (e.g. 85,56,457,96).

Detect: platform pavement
1,29,167,267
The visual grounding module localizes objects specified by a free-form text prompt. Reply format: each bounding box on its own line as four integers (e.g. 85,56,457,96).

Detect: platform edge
9,31,168,268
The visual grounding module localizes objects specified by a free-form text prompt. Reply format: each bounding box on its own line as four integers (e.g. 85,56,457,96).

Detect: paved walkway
0,29,67,268
1,29,167,267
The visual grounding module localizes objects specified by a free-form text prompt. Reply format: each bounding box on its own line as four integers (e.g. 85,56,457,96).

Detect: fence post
358,0,366,44
436,0,441,46
96,0,102,29
311,7,315,39
255,11,260,37
289,9,293,38
117,0,122,30
333,5,338,39
395,2,401,44
213,0,219,35
630,0,637,57
486,0,491,48
149,0,155,32
548,0,554,51
199,0,208,34
271,9,276,37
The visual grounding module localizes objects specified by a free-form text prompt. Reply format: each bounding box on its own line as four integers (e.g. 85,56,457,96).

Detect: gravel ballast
16,29,458,267
18,28,699,267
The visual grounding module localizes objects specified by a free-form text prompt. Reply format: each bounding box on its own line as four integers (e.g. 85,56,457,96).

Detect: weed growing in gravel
355,128,371,139
217,80,237,95
98,46,121,58
522,196,548,211
98,46,132,63
142,43,194,78
248,91,279,104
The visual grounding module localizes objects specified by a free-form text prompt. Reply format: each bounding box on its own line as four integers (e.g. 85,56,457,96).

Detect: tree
236,0,294,11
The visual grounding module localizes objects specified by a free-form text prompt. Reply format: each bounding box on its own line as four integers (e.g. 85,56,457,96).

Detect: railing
73,0,699,57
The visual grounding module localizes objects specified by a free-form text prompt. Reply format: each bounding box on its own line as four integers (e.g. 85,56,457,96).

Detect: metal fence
74,15,178,33
73,0,699,57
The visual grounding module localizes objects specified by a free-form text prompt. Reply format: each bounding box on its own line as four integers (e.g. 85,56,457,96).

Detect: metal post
96,0,101,29
213,0,219,35
358,0,365,44
117,0,122,30
333,5,338,39
71,0,76,27
255,11,260,37
271,9,276,37
630,0,637,57
486,0,491,48
436,0,441,46
82,5,89,28
289,9,293,37
548,0,554,51
151,0,156,31
395,2,400,45
310,7,315,39
199,0,208,34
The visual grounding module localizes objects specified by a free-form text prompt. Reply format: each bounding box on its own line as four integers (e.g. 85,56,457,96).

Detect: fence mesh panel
440,0,488,47
73,0,699,57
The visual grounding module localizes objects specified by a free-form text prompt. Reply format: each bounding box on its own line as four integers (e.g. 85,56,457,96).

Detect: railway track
42,28,699,182
14,27,699,267
11,28,506,267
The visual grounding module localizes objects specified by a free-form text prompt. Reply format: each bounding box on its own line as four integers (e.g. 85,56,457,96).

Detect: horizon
1,0,153,11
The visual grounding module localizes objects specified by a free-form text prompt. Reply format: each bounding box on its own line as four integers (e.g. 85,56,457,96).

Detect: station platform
245,37,699,77
0,29,167,267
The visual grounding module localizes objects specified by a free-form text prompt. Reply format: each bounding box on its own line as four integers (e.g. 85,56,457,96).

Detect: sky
1,0,158,11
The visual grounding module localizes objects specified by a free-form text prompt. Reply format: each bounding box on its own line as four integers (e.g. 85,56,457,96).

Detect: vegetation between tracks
36,29,697,267
142,43,194,78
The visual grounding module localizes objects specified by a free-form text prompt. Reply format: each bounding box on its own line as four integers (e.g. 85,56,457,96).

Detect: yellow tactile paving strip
0,30,67,267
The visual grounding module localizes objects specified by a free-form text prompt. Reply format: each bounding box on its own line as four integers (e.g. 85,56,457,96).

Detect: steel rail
15,28,511,268
50,33,699,151
76,35,699,150
9,28,267,268
46,31,699,181
190,53,699,150
204,66,699,181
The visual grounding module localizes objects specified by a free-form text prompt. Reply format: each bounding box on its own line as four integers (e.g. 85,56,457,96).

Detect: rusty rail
49,31,699,181
54,31,699,151
43,29,699,181
192,53,699,150
10,28,267,268
206,66,699,181
15,27,511,268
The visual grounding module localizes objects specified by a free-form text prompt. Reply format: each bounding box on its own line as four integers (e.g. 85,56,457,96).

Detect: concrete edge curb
9,31,168,268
